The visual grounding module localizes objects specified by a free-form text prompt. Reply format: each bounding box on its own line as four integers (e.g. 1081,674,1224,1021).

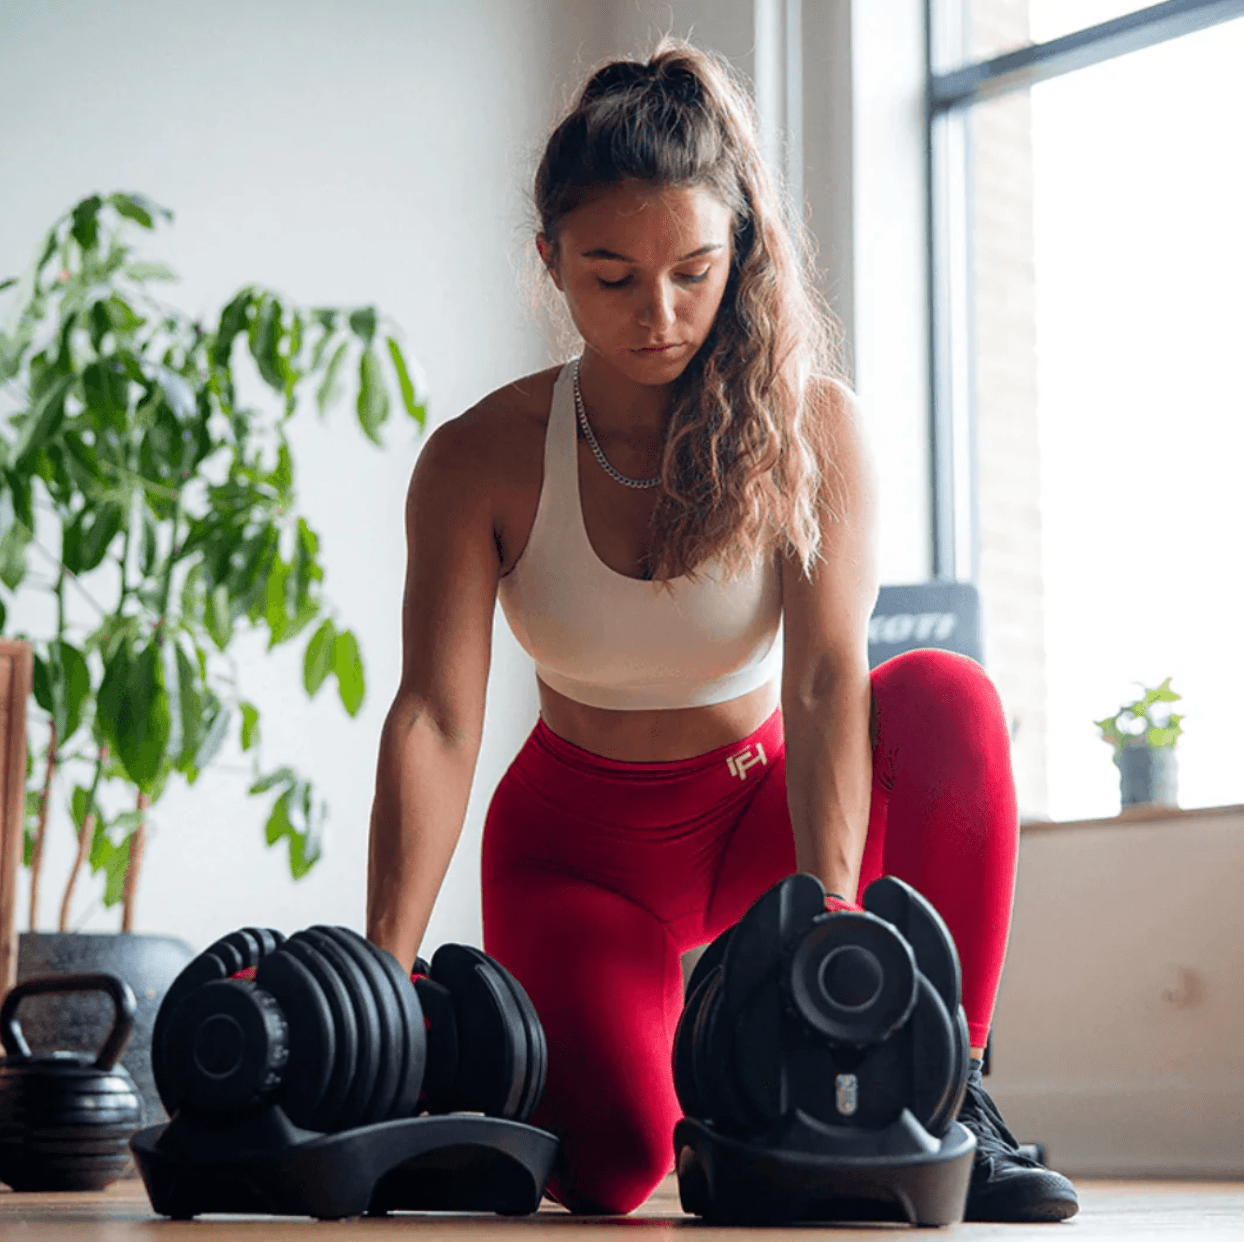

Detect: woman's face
539,180,734,388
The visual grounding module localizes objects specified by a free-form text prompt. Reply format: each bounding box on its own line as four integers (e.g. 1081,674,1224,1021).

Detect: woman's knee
548,1117,673,1214
871,648,1011,773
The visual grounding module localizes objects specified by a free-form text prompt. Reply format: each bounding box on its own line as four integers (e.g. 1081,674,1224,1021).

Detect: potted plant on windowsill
1094,678,1183,813
0,193,426,1122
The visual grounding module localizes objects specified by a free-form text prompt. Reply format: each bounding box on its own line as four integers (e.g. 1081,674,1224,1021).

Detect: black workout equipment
0,973,142,1191
672,874,976,1226
131,927,557,1219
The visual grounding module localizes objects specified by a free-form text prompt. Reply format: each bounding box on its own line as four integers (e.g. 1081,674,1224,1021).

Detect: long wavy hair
534,38,845,581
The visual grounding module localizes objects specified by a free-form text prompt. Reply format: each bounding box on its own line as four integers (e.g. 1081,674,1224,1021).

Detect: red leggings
481,649,1019,1214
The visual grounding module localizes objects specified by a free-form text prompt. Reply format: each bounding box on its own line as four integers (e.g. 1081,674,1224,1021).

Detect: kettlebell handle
0,972,138,1070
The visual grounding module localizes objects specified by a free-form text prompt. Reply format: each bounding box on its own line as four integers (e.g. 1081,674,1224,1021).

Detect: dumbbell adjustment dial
786,914,917,1046
164,979,289,1113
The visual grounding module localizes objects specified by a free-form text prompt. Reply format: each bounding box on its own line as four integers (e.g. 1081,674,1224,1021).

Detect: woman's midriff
536,675,781,762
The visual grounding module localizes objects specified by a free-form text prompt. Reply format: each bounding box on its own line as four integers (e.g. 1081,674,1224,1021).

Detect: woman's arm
366,415,502,972
780,378,880,901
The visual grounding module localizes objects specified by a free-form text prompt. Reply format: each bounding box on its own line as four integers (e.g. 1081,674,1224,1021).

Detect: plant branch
120,789,148,932
59,743,107,932
27,719,57,931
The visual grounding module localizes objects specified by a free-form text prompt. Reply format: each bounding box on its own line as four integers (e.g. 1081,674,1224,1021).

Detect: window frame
922,0,1244,580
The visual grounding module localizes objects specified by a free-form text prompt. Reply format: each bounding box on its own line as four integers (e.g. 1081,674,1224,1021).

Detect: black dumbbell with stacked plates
672,874,977,1226
129,925,555,1219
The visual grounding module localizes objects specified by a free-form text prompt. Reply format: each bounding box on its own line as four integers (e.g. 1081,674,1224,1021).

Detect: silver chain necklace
573,359,661,490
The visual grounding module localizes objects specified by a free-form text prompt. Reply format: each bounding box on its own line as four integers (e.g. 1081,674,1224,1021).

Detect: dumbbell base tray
674,1111,975,1226
131,1107,559,1219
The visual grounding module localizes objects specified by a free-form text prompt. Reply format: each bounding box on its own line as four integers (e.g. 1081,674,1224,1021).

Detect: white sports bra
497,359,783,710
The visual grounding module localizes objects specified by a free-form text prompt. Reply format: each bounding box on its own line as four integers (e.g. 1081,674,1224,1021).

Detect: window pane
969,0,1154,64
969,17,1244,821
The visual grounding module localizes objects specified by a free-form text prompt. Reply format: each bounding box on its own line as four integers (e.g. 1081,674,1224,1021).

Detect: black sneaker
958,1059,1079,1222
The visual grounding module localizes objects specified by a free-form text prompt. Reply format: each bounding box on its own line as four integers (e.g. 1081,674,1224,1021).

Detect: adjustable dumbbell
674,873,970,1142
153,927,546,1134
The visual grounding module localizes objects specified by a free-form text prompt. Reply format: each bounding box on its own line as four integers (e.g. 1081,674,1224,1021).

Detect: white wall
0,0,933,954
0,0,599,951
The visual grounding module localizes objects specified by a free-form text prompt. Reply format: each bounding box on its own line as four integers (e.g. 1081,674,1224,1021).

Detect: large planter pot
1117,746,1178,809
16,932,195,1131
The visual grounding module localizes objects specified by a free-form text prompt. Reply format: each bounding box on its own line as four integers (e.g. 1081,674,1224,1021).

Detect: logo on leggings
726,743,767,780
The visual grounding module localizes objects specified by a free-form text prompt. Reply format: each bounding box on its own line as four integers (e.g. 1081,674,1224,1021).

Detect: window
927,0,1244,820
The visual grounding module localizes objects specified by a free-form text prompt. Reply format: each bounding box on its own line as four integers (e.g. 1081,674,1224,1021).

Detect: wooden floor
2,1173,1243,1240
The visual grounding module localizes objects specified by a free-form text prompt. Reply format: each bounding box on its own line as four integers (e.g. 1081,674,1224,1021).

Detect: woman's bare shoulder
413,365,561,488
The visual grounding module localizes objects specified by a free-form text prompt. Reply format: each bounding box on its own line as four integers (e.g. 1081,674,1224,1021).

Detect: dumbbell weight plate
283,934,360,1131
297,928,381,1131
487,958,546,1124
907,975,959,1136
333,928,426,1120
153,953,229,1115
689,968,753,1136
203,935,247,978
412,975,458,1114
863,876,963,1019
430,944,528,1120
253,949,335,1130
673,969,715,1121
241,926,286,959
721,874,828,1019
309,927,403,1126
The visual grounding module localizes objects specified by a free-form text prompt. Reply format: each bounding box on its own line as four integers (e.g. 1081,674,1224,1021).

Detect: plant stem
120,790,149,933
27,719,57,931
58,743,107,933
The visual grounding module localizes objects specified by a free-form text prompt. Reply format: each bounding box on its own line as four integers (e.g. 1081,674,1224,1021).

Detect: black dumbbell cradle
131,925,558,1219
131,1106,557,1219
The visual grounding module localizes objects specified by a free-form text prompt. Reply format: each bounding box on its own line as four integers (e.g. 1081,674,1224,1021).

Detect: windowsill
1021,803,1244,833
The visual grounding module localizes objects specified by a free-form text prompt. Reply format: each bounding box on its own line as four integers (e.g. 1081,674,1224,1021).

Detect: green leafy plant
1094,677,1184,758
0,193,425,932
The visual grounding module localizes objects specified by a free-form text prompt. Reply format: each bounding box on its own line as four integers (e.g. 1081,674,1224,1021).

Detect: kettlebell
0,972,142,1191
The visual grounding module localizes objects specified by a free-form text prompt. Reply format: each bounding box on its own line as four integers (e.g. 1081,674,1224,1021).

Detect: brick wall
968,1,1049,819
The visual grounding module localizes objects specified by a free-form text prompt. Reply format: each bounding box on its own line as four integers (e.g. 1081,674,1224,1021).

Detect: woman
366,40,1078,1223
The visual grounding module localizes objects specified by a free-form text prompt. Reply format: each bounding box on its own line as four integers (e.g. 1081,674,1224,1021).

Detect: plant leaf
100,832,132,908
62,502,124,576
108,193,159,228
174,643,203,776
303,619,335,697
240,701,260,752
348,307,377,345
356,347,389,445
251,295,286,391
125,260,178,282
212,288,252,369
250,765,297,796
265,788,293,846
71,785,95,833
264,554,290,648
316,341,348,416
332,628,365,716
13,373,72,465
71,195,103,251
35,640,91,744
205,582,232,650
98,639,170,792
386,336,425,426
194,701,231,772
